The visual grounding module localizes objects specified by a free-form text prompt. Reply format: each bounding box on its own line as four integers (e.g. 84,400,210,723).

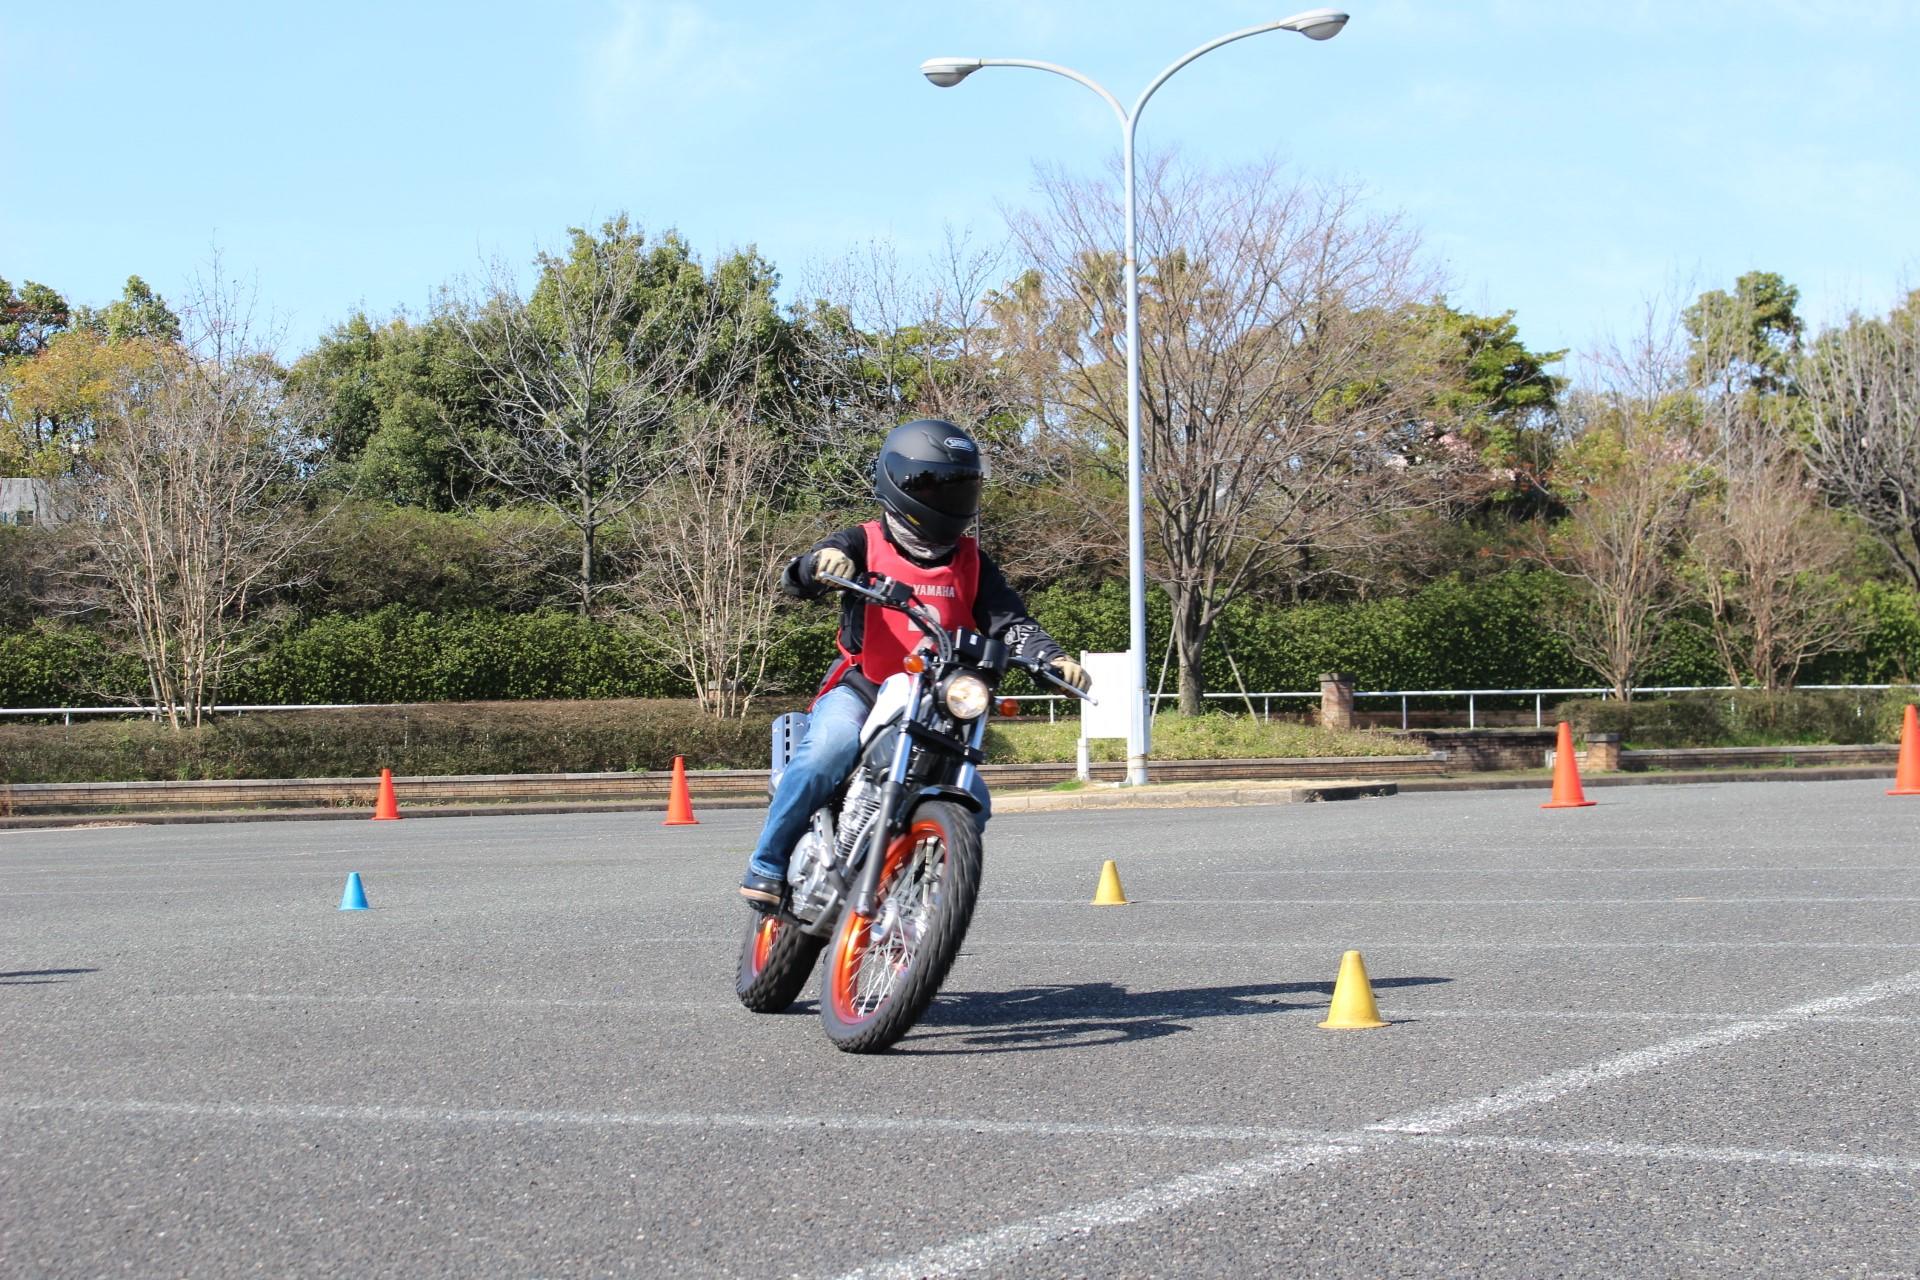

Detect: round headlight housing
943,673,990,720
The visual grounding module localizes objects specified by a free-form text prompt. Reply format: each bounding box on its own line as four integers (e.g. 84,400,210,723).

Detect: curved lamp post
921,10,1349,786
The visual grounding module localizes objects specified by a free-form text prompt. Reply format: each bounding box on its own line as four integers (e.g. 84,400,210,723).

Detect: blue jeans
748,683,991,881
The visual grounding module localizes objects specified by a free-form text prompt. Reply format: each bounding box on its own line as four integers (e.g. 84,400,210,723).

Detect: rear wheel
820,800,982,1053
735,910,825,1013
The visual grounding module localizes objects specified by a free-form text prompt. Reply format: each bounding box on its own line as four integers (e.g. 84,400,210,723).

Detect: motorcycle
734,570,1090,1053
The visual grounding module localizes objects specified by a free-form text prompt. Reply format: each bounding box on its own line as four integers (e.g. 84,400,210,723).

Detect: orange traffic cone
1541,721,1595,809
371,767,402,821
663,755,699,826
1890,704,1920,796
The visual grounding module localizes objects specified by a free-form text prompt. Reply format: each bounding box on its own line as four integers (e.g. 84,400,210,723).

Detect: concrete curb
994,780,1397,812
1397,765,1893,794
0,764,1900,830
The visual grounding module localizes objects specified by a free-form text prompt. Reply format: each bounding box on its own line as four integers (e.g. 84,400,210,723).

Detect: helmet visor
893,459,983,519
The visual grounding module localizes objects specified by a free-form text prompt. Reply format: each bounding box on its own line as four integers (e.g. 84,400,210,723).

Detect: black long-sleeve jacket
781,523,1067,672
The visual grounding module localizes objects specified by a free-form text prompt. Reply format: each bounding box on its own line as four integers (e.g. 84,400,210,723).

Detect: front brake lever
1028,661,1096,704
817,571,875,600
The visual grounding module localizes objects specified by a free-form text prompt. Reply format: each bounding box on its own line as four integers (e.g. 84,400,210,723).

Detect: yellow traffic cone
1091,859,1130,906
1319,950,1388,1029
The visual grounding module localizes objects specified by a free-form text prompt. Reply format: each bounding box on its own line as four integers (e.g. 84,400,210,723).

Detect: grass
1,703,1422,785
985,712,1425,765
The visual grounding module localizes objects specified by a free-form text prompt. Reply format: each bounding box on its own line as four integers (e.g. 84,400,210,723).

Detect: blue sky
4,1,1915,372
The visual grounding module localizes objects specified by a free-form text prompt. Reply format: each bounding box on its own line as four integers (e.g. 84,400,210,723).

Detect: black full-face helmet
873,419,986,545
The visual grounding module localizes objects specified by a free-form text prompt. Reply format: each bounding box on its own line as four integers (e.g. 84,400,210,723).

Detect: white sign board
1078,651,1133,740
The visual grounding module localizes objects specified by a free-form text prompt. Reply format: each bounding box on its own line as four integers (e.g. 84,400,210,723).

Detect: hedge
1552,689,1917,749
6,572,1920,711
0,700,785,783
0,701,1417,783
1024,572,1721,695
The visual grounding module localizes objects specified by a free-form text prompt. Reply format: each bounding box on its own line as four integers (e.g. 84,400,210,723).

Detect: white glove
1049,657,1091,693
812,547,855,588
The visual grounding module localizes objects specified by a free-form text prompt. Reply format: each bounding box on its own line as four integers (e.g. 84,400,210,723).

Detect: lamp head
920,57,984,87
1278,8,1349,40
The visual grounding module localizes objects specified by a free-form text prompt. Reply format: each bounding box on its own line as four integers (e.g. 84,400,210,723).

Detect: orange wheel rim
829,820,944,1025
751,915,779,975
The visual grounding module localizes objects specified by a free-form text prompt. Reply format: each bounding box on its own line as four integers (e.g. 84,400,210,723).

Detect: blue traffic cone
339,872,369,911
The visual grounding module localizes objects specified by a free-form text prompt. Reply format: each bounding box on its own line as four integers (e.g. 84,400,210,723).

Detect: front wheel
820,800,982,1053
736,910,826,1013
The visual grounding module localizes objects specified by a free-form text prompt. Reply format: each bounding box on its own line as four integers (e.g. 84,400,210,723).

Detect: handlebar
818,570,951,664
817,570,1094,703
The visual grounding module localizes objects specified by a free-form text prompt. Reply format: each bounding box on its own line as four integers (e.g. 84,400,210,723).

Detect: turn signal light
902,654,927,674
998,699,1020,717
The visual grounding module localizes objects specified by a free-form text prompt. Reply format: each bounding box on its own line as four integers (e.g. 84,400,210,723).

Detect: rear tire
736,910,825,1013
820,800,982,1053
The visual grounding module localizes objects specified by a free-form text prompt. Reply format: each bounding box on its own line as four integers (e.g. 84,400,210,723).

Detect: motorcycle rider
739,418,1091,908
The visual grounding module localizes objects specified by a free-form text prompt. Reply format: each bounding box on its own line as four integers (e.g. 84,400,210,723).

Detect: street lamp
921,10,1348,786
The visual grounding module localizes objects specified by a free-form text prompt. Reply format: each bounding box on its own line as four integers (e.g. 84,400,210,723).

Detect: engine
836,768,884,862
784,767,886,923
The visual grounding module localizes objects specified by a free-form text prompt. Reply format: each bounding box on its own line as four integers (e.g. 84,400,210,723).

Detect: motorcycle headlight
943,673,990,721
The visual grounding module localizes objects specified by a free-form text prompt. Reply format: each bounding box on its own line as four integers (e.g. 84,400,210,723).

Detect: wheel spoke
839,828,947,1020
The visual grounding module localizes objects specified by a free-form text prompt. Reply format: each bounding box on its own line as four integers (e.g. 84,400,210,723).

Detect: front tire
736,910,825,1013
820,800,982,1053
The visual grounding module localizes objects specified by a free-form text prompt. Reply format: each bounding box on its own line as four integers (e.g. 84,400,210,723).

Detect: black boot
738,871,785,912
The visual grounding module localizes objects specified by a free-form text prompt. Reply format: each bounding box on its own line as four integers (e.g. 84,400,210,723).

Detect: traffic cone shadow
1541,721,1596,809
371,768,401,821
339,872,370,911
1890,704,1920,796
663,756,699,826
1319,950,1388,1029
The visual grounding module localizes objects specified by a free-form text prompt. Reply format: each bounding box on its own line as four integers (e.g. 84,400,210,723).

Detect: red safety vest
818,520,980,700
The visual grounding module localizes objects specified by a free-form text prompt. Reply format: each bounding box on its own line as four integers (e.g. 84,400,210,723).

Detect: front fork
849,679,990,918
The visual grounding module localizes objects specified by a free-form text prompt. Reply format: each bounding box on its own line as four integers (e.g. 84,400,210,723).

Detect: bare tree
1801,291,1920,589
789,231,1013,496
448,220,751,615
617,404,806,716
1007,156,1465,712
1687,454,1864,690
1682,397,1866,691
1541,391,1704,701
787,231,1101,585
59,275,316,727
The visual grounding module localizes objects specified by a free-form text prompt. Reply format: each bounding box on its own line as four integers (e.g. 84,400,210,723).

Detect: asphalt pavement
3,781,1918,1277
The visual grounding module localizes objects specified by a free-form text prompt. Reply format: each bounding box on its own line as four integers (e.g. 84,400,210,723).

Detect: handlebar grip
1030,664,1095,703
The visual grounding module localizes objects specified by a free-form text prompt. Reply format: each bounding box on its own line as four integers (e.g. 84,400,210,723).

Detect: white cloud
582,1,787,130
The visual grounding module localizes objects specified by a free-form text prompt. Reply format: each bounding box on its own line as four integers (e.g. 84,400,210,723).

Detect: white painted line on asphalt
988,896,1920,906
1372,965,1920,1135
0,1096,1303,1141
1410,1009,1920,1027
984,939,1920,950
840,965,1920,1278
1409,1132,1920,1175
1205,865,1915,875
159,991,726,1011
837,1143,1362,1280
129,993,1920,1030
8,1096,1918,1182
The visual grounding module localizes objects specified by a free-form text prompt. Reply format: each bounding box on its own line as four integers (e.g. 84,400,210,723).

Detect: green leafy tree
289,313,492,510
1683,270,1803,399
1410,302,1564,506
75,276,182,342
0,278,72,359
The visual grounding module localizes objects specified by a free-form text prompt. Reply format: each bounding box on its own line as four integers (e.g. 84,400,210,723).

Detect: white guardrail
6,687,1912,731
1006,684,1913,728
